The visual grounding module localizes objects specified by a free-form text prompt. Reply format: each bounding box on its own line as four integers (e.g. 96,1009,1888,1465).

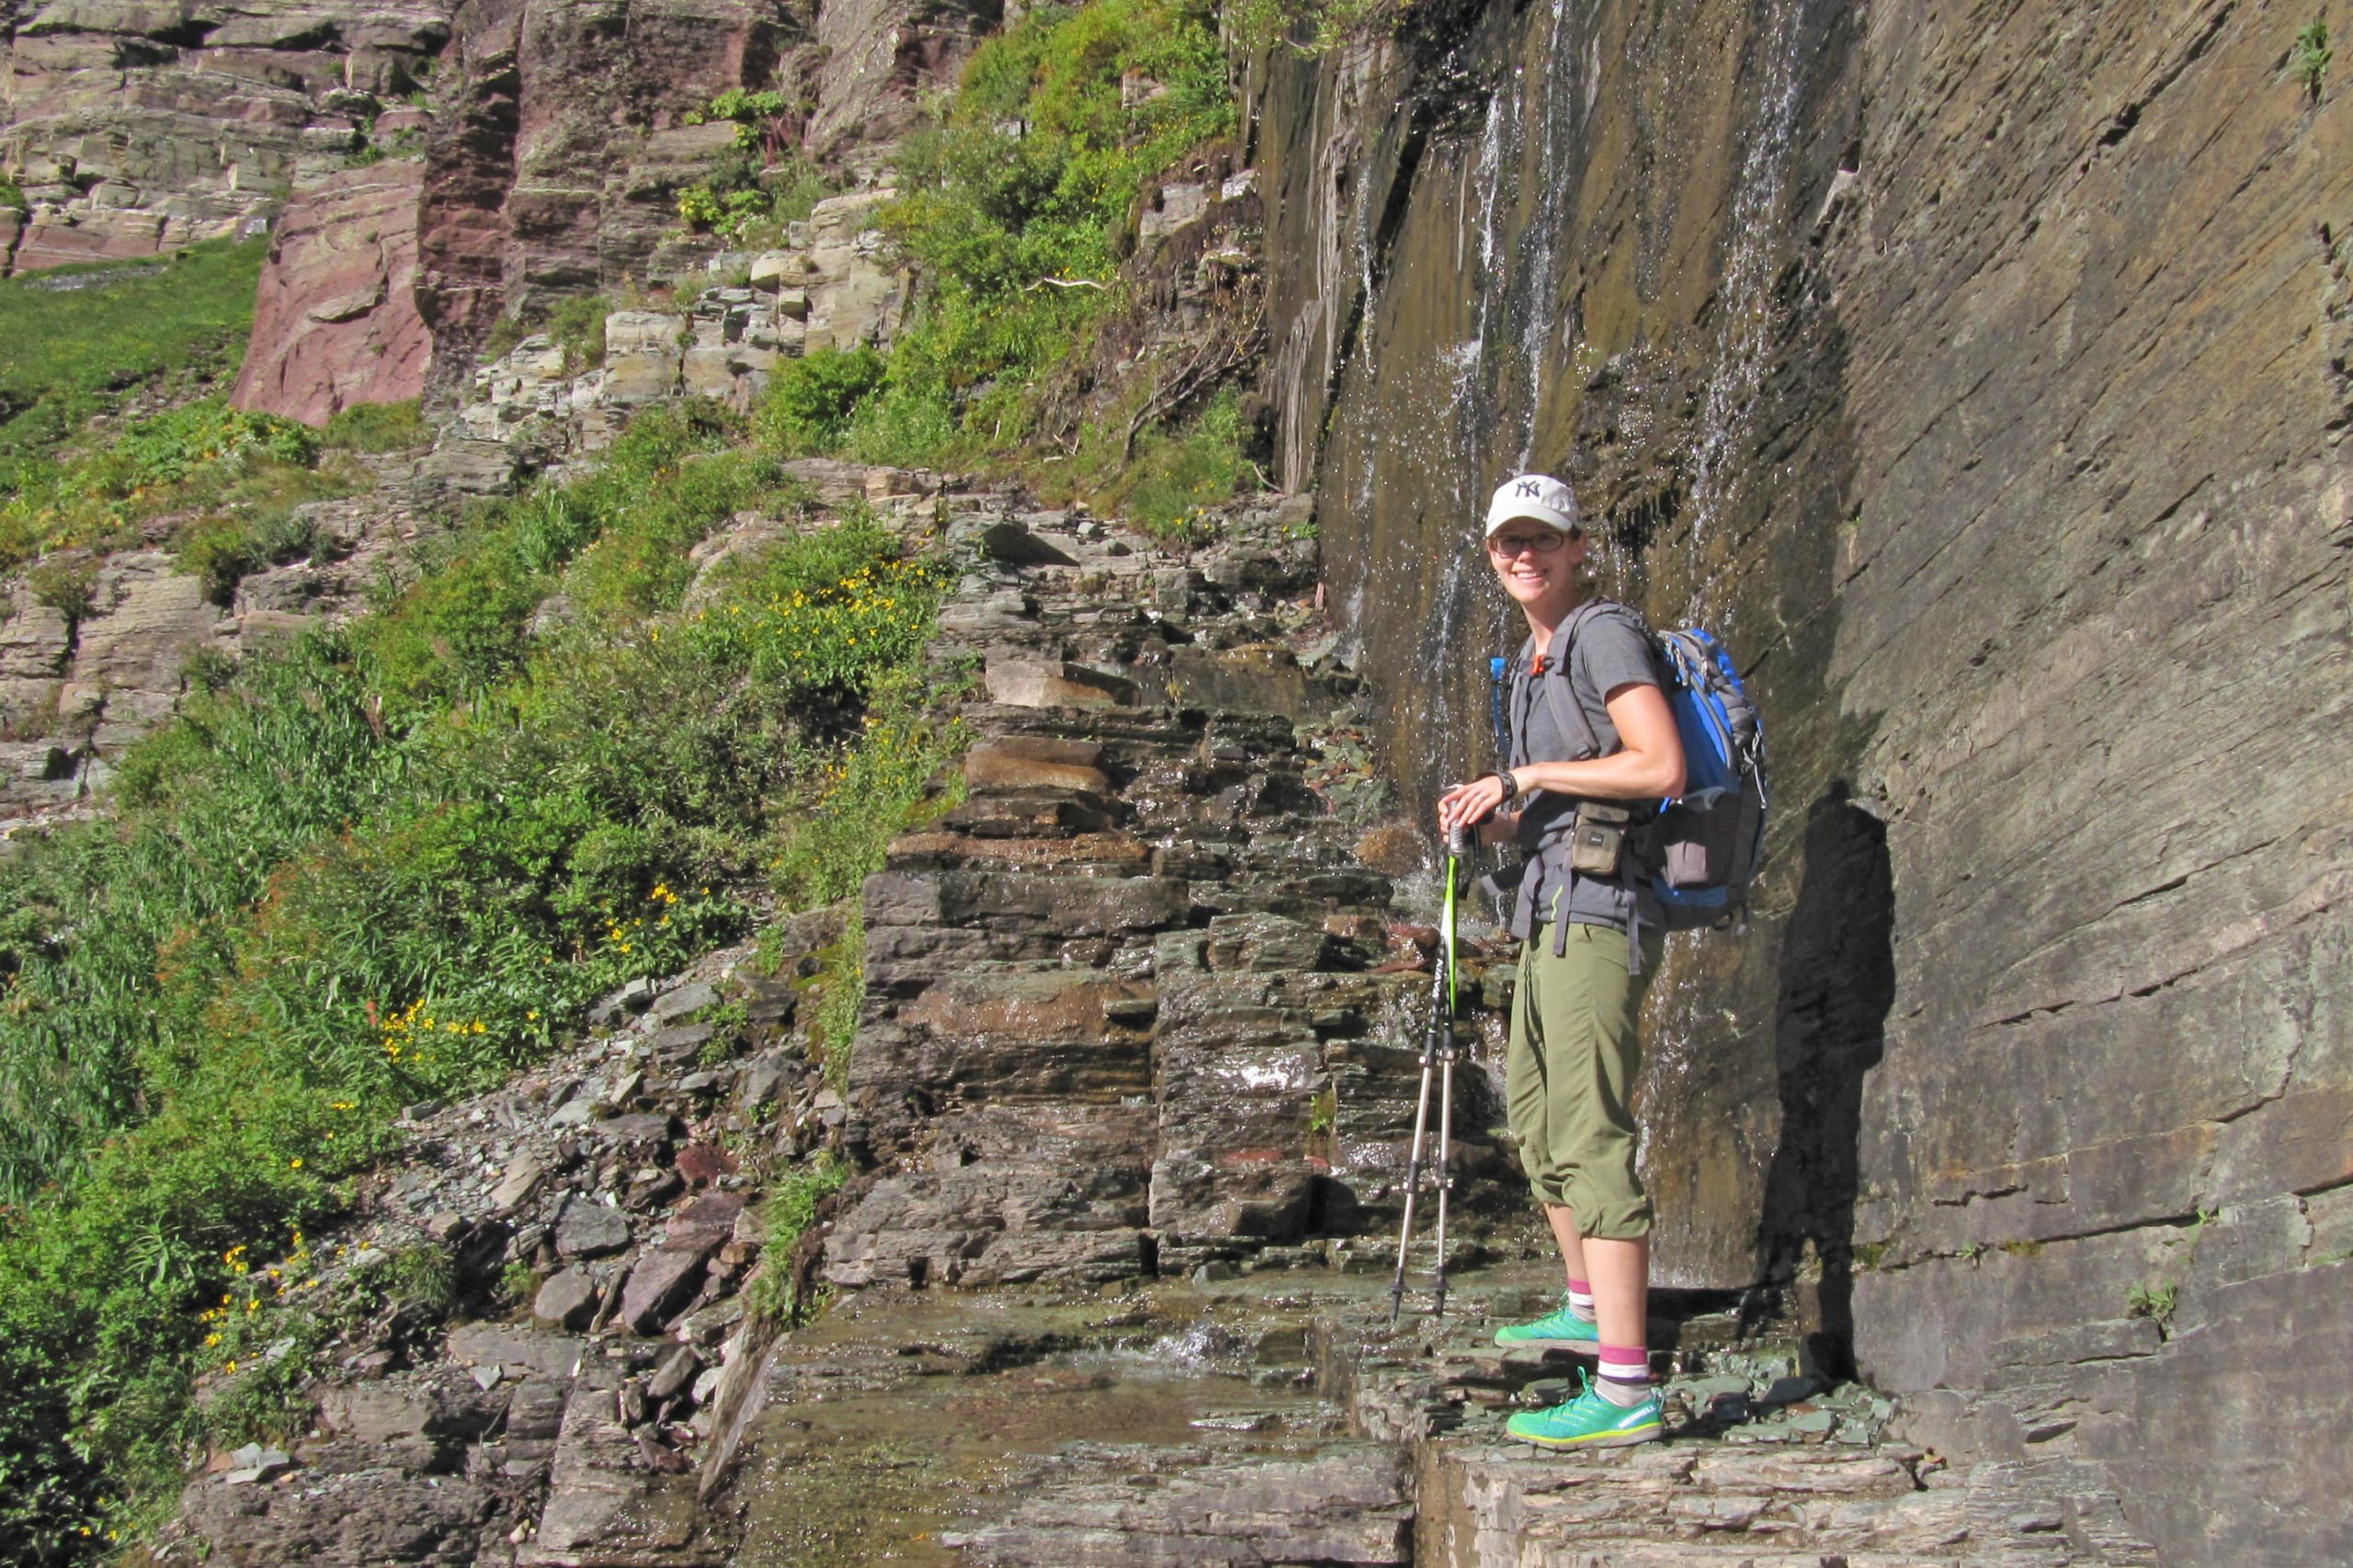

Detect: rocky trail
159,470,2159,1566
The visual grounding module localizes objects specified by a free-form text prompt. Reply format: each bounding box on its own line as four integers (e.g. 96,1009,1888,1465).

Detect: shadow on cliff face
1754,779,1893,1381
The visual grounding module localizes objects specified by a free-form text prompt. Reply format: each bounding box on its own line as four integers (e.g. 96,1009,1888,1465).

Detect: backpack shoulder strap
1540,601,1612,760
1502,633,1538,768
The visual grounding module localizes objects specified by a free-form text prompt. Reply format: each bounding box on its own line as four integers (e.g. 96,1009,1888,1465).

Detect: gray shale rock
554,1196,632,1260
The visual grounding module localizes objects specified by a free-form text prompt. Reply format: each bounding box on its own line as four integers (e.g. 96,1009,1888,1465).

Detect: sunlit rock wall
1,0,449,273
1249,3,2351,1563
232,161,434,422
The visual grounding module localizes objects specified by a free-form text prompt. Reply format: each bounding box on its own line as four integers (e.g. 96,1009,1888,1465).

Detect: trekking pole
1389,821,1469,1324
1430,822,1466,1317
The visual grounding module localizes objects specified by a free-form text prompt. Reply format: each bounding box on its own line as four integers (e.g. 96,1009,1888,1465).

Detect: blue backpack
1495,608,1770,932
1645,626,1769,929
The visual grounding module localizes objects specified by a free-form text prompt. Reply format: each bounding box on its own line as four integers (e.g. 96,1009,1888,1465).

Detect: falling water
1679,0,1806,620
1511,0,1582,472
1628,0,1810,1286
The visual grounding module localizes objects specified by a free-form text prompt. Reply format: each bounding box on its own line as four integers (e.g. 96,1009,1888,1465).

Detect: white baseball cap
1483,473,1582,538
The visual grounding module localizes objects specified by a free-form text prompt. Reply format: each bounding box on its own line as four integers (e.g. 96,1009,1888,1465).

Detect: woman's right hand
1438,774,1512,839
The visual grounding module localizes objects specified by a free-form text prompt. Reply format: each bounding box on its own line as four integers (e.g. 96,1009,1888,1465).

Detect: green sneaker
1491,1298,1601,1351
1506,1374,1664,1449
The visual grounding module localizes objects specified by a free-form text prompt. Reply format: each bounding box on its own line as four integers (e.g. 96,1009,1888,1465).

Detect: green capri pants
1506,920,1661,1239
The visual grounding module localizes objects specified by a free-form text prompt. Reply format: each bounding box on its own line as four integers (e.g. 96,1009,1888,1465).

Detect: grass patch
320,399,429,453
1093,388,1251,539
0,240,267,498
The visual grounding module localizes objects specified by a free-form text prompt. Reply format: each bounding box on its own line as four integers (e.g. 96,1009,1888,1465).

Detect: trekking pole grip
1447,823,1471,859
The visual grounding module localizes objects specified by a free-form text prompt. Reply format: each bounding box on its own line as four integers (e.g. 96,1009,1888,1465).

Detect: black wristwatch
1495,769,1518,801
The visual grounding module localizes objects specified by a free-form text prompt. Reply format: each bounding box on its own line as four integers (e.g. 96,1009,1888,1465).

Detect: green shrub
480,298,616,375
743,1153,847,1327
546,297,611,375
1223,0,1401,52
767,669,963,905
828,0,1233,468
6,397,342,578
1108,389,1250,538
0,181,27,215
24,555,99,624
756,347,888,453
676,87,836,244
175,506,320,604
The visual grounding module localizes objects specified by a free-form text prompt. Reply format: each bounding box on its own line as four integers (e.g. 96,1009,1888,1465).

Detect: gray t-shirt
1506,601,1665,938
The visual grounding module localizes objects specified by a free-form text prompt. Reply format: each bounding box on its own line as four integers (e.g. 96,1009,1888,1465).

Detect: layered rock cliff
1,0,447,270
1245,1,2351,1562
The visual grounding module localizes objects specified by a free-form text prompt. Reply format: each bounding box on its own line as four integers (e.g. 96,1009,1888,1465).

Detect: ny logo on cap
1516,479,1544,498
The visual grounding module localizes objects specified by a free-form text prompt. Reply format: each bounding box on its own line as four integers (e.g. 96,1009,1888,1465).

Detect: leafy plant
2290,17,2331,98
2125,1280,2178,1328
175,506,321,605
0,180,27,215
834,0,1234,467
676,86,835,244
25,556,100,624
480,298,614,376
6,397,336,578
546,296,612,376
1223,0,1403,54
757,347,889,454
743,1154,847,1328
499,1259,542,1307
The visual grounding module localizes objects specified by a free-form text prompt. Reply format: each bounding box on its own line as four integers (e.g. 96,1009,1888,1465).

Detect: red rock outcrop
232,161,434,425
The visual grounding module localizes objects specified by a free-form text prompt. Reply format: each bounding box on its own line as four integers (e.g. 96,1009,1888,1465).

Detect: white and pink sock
1597,1346,1651,1407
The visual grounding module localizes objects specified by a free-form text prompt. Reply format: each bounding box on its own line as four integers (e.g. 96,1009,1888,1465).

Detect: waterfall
1680,0,1806,624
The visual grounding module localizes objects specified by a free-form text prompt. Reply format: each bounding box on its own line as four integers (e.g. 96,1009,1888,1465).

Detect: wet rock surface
1247,3,2353,1562
716,1271,2154,1567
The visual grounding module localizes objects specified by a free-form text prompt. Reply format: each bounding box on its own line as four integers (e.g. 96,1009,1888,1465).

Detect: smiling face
1485,519,1588,626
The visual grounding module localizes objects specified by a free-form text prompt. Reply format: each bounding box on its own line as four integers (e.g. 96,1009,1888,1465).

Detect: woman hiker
1437,473,1686,1450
